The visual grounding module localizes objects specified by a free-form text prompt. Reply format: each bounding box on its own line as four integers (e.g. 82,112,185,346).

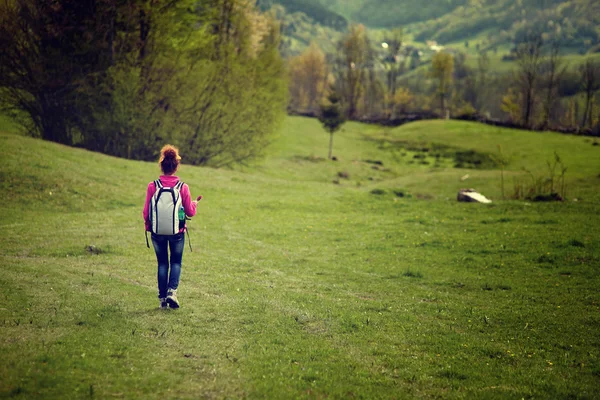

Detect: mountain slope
269,0,600,55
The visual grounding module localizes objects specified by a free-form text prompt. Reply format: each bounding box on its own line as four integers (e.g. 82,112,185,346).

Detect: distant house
426,40,444,52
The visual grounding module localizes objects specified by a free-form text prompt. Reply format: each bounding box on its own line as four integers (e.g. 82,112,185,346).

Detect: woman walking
143,145,202,308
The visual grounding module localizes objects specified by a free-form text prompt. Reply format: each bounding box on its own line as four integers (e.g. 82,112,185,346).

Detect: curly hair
159,144,181,175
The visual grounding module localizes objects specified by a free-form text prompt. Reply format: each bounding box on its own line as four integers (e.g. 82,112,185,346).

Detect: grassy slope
1,117,600,398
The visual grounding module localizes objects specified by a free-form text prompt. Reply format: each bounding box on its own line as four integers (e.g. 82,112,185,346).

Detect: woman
143,145,202,309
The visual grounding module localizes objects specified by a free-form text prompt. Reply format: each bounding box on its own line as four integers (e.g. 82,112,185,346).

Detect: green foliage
319,86,346,158
0,0,113,144
319,87,346,133
0,0,287,166
178,30,288,167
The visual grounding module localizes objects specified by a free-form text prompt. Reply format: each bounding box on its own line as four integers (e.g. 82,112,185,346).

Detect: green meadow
1,116,599,398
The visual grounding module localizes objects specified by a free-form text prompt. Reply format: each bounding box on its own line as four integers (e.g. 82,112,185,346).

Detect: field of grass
1,116,599,398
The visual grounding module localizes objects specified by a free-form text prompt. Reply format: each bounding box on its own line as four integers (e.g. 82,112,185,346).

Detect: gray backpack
149,180,184,235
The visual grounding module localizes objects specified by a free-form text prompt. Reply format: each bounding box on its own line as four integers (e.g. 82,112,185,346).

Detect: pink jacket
143,175,197,232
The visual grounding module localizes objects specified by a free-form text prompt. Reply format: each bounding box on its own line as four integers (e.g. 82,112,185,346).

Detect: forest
277,0,600,133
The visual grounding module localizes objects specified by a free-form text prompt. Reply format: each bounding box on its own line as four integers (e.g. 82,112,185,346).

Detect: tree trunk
581,93,591,128
524,86,533,128
440,93,445,118
139,9,150,61
328,132,334,159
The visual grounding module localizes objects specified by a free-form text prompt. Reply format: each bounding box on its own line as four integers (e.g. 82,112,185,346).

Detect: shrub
511,152,568,201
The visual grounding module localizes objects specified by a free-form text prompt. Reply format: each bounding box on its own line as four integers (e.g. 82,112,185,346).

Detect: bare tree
383,28,403,96
475,51,490,112
362,34,384,118
541,40,566,129
514,32,544,128
579,58,600,129
333,24,371,119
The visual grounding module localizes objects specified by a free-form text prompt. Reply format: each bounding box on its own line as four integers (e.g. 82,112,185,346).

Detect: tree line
0,0,288,167
287,24,600,134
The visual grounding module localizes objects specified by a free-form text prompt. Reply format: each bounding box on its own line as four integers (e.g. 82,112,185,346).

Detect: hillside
268,0,600,57
2,117,600,398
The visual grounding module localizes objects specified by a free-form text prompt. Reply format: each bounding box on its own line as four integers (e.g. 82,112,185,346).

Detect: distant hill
266,0,600,56
336,0,468,27
257,0,347,30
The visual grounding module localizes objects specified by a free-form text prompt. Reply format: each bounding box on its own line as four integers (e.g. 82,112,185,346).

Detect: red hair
159,144,181,175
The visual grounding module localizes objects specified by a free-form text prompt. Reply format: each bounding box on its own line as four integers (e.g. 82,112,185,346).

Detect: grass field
1,116,599,398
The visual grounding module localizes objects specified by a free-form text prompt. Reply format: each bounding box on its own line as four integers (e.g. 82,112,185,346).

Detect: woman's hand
192,195,202,206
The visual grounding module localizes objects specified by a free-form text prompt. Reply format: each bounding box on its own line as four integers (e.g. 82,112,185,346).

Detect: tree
514,32,544,128
451,52,477,115
430,52,454,117
76,0,215,160
174,1,288,167
287,42,328,114
409,49,420,70
392,88,413,116
382,28,403,96
500,88,522,123
579,58,600,129
541,40,566,129
0,0,114,144
333,24,372,119
319,86,346,160
361,33,385,119
475,51,491,112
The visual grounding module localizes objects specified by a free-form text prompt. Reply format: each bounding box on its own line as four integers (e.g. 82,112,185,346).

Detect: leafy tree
0,0,113,144
287,42,328,114
319,86,346,160
500,88,522,123
392,88,414,116
173,1,288,167
430,52,454,117
73,0,215,160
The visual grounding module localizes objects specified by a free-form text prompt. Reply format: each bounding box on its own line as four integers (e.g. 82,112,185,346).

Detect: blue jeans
151,232,185,298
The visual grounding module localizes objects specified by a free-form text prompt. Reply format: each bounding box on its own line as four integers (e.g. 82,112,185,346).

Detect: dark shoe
166,290,179,309
159,297,168,309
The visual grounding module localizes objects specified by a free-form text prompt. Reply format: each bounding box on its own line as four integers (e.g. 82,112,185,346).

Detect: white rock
457,189,492,203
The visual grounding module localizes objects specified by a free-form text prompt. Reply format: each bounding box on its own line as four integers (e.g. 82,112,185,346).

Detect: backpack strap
175,181,184,190
154,179,163,189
